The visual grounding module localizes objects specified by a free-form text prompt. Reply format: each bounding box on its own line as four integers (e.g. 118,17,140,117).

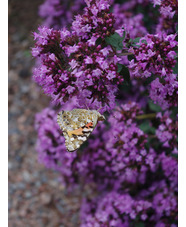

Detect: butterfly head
94,110,105,122
98,114,105,121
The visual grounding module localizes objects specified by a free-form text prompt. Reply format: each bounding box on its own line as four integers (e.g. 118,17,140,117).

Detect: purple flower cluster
113,4,147,39
128,32,177,109
32,0,126,112
39,0,85,28
34,101,177,225
152,0,178,19
129,33,177,78
156,111,178,151
160,152,178,190
72,102,158,191
139,179,177,226
152,0,178,35
72,0,115,40
80,180,177,226
34,102,158,186
33,0,178,225
80,181,177,226
34,101,178,226
80,192,152,226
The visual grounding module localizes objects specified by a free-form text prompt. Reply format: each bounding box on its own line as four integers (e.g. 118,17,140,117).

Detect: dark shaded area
8,0,80,226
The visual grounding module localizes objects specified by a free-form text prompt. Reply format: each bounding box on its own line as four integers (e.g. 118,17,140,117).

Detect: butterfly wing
57,109,99,152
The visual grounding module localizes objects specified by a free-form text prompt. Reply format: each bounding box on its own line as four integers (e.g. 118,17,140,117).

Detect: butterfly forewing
57,109,104,152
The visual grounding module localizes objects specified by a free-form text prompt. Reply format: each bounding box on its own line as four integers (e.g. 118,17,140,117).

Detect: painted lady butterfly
57,109,105,152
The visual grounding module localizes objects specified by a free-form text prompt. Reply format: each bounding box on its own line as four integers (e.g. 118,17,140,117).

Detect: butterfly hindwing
57,109,105,152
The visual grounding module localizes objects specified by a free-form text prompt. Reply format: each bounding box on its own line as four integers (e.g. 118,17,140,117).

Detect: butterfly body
57,109,105,152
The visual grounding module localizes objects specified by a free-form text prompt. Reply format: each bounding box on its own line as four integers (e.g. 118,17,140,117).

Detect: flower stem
136,113,156,120
108,51,133,57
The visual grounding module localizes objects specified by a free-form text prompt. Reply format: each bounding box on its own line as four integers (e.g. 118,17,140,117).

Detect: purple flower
80,192,152,226
32,1,126,112
156,111,177,149
39,0,85,28
34,101,177,225
160,5,175,18
160,152,178,190
153,0,178,34
138,180,177,224
113,3,147,39
33,1,178,226
128,32,177,109
70,102,158,190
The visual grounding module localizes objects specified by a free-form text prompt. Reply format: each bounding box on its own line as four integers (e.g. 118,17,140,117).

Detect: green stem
136,113,156,120
108,51,133,58
116,52,133,56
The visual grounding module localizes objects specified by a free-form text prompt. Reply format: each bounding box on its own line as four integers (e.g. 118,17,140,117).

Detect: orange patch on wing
67,128,84,137
85,122,93,129
67,122,93,137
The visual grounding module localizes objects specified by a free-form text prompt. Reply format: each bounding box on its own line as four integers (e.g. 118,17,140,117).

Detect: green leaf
171,153,178,159
170,106,178,118
117,63,130,84
139,121,155,134
173,60,178,74
117,63,123,73
134,222,145,227
129,37,147,47
105,32,125,50
148,101,162,112
131,37,141,43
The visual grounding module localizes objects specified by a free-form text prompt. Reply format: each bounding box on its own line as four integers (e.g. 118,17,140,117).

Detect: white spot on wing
78,136,87,141
82,128,92,132
67,144,74,151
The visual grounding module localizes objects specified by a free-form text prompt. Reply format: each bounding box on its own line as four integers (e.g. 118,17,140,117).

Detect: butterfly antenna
85,102,89,110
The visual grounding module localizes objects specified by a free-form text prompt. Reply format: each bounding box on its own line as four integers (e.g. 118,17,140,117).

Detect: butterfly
57,109,105,152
